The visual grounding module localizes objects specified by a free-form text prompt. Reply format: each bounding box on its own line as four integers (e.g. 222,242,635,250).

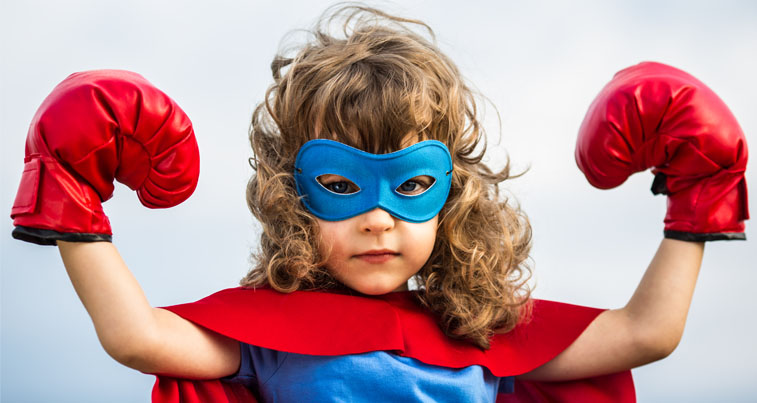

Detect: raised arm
58,241,239,378
522,238,703,380
522,62,748,381
10,70,238,378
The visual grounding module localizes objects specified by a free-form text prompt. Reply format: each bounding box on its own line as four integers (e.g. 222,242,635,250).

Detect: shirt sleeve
499,376,515,394
222,342,258,390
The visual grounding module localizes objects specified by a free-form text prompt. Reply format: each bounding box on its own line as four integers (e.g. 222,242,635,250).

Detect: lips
354,249,399,264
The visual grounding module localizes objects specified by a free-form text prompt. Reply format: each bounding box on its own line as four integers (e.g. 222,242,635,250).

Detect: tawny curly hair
241,4,532,349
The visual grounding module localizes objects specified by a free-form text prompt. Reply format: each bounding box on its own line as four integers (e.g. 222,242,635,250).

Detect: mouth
354,249,400,264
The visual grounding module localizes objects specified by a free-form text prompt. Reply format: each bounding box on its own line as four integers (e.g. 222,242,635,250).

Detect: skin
316,208,437,295
53,128,707,383
521,239,704,380
315,174,437,295
57,229,704,382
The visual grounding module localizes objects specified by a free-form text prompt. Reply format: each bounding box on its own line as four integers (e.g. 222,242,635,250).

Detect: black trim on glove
664,230,746,242
12,226,112,246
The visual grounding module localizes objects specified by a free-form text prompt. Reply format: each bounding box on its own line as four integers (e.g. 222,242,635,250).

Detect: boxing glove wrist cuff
12,226,113,246
664,229,746,242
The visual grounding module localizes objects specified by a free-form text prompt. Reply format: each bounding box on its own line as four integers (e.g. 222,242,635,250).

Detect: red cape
152,287,635,402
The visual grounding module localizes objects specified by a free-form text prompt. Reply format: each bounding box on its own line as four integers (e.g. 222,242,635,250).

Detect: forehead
294,139,452,183
312,126,429,154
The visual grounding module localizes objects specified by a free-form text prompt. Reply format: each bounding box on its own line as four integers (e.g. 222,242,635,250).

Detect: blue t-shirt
226,343,514,402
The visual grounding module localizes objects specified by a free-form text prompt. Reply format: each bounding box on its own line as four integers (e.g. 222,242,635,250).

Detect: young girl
10,5,747,402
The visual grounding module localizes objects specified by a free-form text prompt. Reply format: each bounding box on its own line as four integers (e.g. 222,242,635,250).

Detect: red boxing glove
10,70,200,245
576,62,748,241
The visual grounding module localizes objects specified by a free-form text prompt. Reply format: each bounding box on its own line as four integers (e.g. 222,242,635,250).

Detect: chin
353,285,394,296
349,280,406,296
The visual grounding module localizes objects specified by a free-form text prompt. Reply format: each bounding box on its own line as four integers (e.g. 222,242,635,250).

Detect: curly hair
241,4,532,349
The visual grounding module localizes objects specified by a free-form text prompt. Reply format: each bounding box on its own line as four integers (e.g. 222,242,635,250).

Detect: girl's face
316,209,438,295
304,133,446,294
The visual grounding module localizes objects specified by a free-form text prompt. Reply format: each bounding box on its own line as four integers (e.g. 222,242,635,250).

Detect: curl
241,4,533,349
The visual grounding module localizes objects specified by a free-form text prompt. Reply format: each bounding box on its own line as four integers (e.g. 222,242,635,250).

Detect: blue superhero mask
294,139,453,223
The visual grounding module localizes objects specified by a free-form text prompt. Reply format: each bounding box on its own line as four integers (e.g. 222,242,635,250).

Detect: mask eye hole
316,174,361,195
396,175,435,196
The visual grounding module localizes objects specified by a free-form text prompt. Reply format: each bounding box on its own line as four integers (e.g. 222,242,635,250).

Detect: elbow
634,324,683,363
104,344,154,373
98,327,161,373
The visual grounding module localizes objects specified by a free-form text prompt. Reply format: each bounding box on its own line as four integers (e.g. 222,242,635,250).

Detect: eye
396,175,435,196
317,174,360,194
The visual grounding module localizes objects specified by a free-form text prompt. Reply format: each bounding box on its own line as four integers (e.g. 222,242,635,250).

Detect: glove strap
650,172,669,195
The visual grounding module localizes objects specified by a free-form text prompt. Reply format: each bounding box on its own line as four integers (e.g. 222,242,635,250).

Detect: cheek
316,222,333,253
409,217,438,263
423,224,438,254
315,220,345,259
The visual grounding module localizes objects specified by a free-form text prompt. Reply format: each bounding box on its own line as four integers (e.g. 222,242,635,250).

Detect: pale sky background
1,1,756,402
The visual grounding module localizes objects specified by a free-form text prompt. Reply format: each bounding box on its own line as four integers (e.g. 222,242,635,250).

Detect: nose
359,208,395,233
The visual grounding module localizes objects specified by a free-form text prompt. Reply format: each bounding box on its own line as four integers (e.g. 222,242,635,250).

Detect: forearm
57,241,240,377
522,238,704,381
622,238,704,356
57,241,160,367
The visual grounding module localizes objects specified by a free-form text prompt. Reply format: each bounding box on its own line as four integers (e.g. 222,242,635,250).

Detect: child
9,5,747,402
